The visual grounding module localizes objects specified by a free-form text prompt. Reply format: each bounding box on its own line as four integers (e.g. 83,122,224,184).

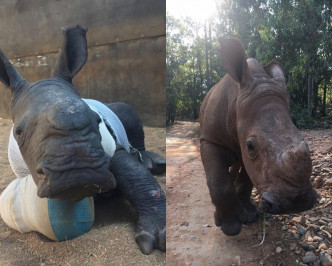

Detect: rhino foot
214,201,259,236
135,214,166,254
140,151,166,175
242,201,260,224
214,210,242,236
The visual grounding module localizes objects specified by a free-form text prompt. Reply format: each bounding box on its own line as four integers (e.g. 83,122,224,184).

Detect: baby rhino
0,25,165,254
200,38,317,236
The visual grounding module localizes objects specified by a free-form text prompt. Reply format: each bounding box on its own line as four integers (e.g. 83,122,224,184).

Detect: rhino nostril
36,166,44,175
262,197,274,213
261,192,277,213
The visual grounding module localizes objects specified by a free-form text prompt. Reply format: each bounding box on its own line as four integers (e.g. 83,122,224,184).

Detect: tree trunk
321,83,327,117
204,23,210,89
311,80,319,117
192,74,198,120
208,22,213,89
307,74,313,113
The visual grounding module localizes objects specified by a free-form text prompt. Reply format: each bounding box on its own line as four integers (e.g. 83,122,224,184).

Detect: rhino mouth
35,157,116,201
31,129,117,201
261,187,317,214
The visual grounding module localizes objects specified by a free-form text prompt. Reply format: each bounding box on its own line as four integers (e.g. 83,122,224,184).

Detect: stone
276,247,282,254
308,244,317,251
300,241,309,250
318,219,327,225
292,216,306,225
289,243,297,251
313,235,323,242
319,252,332,266
302,251,317,264
326,178,332,186
313,177,324,189
319,243,328,250
307,236,314,242
234,256,241,265
276,241,286,249
295,248,302,255
307,223,319,232
297,224,307,235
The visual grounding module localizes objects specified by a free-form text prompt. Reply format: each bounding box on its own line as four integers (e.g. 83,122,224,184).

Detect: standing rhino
0,25,165,254
199,38,317,236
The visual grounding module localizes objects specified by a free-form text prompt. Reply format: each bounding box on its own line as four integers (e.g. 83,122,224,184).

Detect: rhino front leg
234,167,260,223
200,140,248,236
109,145,166,254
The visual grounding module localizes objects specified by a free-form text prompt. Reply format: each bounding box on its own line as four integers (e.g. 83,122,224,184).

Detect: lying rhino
199,38,317,236
0,25,165,254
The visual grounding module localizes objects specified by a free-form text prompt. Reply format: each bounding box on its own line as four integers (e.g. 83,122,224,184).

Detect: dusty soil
166,121,332,266
0,118,165,266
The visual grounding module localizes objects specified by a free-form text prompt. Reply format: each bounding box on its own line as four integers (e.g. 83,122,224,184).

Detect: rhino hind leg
201,140,251,236
234,166,260,223
109,145,166,254
107,102,166,174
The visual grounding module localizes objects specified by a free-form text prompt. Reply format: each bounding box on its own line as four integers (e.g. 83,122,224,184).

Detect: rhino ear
53,25,88,82
0,50,25,92
220,38,250,87
264,61,285,81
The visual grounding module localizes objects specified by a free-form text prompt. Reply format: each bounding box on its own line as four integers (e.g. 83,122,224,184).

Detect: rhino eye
247,142,255,151
15,120,26,137
246,136,258,159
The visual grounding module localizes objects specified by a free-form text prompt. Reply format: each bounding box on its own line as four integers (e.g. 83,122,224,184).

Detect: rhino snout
34,150,116,201
35,165,117,201
261,188,317,214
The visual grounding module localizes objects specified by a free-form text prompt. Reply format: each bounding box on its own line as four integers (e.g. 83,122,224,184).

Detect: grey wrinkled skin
199,38,317,236
0,25,165,254
108,102,166,174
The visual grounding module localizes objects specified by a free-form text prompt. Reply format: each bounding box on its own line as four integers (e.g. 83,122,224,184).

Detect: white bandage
0,174,94,241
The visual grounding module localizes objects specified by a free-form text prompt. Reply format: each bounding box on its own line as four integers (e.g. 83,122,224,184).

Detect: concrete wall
0,0,165,126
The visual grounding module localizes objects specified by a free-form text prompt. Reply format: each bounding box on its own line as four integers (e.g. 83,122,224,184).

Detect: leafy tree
167,0,332,127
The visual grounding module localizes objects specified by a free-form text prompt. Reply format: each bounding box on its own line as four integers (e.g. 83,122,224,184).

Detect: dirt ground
166,121,332,266
0,118,165,266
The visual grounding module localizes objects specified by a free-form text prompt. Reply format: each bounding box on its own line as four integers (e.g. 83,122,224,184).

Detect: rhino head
0,25,116,201
220,39,317,214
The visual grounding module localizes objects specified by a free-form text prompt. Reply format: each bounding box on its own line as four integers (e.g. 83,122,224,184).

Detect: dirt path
0,118,165,266
166,121,332,266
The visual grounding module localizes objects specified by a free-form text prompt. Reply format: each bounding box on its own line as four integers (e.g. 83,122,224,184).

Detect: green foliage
166,15,222,123
167,1,332,125
290,103,315,128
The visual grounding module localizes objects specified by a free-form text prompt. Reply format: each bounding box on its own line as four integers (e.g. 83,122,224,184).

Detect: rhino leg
107,102,166,174
109,145,165,254
234,167,260,223
200,140,249,236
